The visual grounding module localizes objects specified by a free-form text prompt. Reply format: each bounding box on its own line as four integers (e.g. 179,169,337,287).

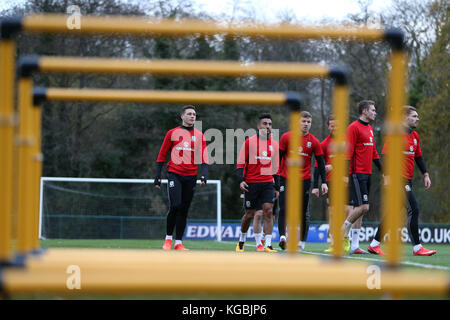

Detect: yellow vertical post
330,84,349,258
31,99,43,252
16,77,35,257
286,111,302,253
383,50,407,267
0,38,16,263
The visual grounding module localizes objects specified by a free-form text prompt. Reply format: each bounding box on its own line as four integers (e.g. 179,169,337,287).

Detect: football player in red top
312,115,336,196
155,105,209,251
368,106,435,256
341,100,383,253
277,111,328,251
236,113,280,253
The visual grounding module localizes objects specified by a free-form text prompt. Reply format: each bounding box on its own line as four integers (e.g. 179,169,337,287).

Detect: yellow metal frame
37,56,330,78
15,77,35,256
0,39,16,263
0,15,406,265
3,249,448,295
22,14,386,40
26,55,349,255
329,84,349,257
41,88,295,105
0,14,425,297
383,50,407,267
31,59,342,254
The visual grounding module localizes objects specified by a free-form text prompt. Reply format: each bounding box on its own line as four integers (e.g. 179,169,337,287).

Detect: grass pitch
41,239,450,270
8,239,449,300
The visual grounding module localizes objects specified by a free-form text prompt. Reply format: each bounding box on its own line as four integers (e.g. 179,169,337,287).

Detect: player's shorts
349,173,371,207
243,182,275,210
240,192,264,211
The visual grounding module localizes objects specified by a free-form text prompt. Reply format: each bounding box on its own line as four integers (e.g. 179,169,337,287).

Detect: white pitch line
302,251,450,271
224,242,450,271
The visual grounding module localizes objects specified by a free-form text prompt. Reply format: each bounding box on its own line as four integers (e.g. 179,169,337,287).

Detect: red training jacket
236,134,279,183
278,131,323,180
156,126,209,176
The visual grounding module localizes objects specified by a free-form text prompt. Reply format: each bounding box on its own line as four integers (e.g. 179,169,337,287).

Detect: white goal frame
39,177,222,241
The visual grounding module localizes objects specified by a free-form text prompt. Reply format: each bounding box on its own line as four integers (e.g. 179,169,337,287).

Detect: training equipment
2,14,446,299
39,177,222,241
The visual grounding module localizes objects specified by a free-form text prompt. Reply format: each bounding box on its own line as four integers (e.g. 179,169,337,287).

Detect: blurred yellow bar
23,14,385,41
30,99,43,252
39,56,330,78
330,84,349,258
0,39,16,262
44,88,288,105
16,77,35,255
3,249,448,295
286,111,302,253
383,50,407,267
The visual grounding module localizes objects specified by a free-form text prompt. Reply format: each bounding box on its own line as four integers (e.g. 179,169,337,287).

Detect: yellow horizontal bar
0,39,16,262
23,14,385,41
3,249,448,295
39,57,330,78
45,88,287,105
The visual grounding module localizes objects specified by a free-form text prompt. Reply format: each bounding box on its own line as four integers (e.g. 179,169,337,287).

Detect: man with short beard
368,106,436,256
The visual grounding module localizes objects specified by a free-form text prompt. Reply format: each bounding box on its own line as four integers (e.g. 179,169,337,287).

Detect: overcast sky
192,0,393,22
1,0,393,23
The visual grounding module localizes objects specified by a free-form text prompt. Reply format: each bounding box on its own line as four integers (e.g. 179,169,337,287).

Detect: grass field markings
302,250,450,271
221,241,450,271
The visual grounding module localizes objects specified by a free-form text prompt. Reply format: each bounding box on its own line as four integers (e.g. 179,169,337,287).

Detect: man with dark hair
155,105,209,251
277,111,328,251
368,106,436,256
236,113,280,253
341,100,383,253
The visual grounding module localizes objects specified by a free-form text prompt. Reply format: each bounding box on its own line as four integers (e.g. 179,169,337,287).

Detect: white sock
280,235,286,242
254,233,262,246
239,232,247,243
298,241,305,250
165,235,173,241
264,234,272,248
351,229,360,250
342,220,352,238
413,244,423,253
175,240,182,246
370,239,380,247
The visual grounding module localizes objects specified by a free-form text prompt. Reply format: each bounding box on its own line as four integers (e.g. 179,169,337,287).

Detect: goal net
39,177,222,241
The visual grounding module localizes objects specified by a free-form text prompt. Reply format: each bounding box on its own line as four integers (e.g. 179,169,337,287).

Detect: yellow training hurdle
17,55,350,260
0,14,441,298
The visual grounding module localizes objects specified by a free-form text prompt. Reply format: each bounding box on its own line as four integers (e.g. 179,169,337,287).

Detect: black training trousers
165,172,197,240
374,180,420,245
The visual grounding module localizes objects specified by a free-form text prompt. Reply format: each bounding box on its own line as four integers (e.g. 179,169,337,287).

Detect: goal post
39,177,222,241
